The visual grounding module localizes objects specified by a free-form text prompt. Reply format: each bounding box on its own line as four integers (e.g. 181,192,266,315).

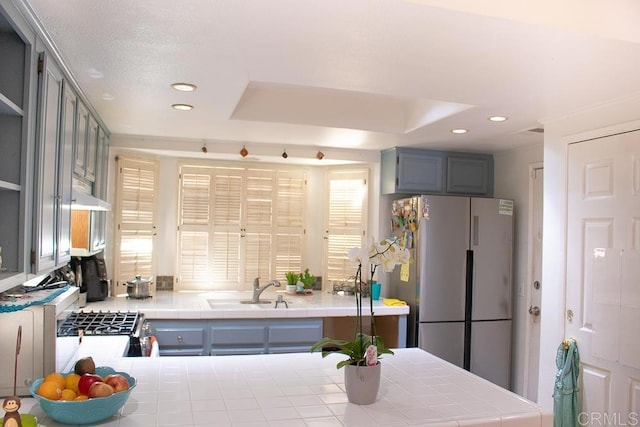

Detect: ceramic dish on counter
28,366,136,425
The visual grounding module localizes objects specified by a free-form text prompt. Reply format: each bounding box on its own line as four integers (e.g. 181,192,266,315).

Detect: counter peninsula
22,348,551,426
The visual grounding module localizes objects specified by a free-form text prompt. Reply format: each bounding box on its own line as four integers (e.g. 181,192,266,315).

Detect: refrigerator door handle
472,215,479,246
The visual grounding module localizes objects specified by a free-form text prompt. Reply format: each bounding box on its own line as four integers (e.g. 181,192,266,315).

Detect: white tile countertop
20,348,551,427
83,290,409,319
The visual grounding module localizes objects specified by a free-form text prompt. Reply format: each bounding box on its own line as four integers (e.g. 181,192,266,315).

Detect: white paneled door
566,130,640,426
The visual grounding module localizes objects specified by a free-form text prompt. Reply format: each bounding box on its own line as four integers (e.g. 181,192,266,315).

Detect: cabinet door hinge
37,57,43,74
30,249,36,265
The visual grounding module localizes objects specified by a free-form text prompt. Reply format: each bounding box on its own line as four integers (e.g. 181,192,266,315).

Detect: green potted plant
299,268,315,292
284,271,300,294
310,237,410,404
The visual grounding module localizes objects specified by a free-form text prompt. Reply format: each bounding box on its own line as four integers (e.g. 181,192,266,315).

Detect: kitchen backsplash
155,275,174,291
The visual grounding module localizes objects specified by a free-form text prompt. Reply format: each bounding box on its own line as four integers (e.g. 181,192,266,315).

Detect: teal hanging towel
553,338,580,427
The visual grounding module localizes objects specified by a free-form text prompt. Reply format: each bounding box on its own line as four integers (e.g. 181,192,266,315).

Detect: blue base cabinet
151,318,322,356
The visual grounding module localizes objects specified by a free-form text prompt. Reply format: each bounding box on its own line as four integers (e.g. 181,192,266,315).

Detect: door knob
528,305,541,316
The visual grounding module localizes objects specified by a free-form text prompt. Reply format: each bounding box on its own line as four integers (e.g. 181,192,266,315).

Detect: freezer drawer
418,322,464,368
469,319,512,389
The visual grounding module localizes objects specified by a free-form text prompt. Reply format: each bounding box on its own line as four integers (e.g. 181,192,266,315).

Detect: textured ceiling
20,0,640,162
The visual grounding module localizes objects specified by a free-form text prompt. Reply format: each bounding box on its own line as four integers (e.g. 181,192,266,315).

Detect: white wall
493,143,543,395
538,95,640,410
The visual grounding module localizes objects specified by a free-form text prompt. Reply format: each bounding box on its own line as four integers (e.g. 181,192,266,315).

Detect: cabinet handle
177,335,183,343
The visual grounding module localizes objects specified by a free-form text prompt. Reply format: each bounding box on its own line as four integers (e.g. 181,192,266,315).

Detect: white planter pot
344,363,381,405
285,284,297,294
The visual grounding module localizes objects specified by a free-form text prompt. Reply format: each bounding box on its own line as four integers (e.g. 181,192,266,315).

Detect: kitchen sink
239,300,272,304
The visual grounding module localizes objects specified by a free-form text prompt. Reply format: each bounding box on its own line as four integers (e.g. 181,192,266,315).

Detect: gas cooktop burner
57,310,141,337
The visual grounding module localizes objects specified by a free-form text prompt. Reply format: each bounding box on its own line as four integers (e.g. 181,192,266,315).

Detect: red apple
78,373,103,395
104,374,129,392
88,382,114,398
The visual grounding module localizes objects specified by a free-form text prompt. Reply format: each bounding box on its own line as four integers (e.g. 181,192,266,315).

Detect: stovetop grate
58,311,141,336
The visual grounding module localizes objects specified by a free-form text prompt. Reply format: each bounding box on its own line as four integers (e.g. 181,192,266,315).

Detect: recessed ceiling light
171,83,197,92
451,128,468,134
172,103,194,111
88,68,104,79
488,116,508,122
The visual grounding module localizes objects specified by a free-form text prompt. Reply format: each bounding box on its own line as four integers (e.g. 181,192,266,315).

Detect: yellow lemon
64,373,81,393
60,388,77,401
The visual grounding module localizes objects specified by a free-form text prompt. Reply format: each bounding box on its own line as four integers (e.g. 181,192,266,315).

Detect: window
113,157,158,293
324,169,368,284
177,164,306,291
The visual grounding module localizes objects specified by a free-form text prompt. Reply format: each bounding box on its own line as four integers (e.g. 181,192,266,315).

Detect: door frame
522,162,543,401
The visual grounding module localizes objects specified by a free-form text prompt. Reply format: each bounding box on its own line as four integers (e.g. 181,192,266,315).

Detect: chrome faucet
252,277,281,303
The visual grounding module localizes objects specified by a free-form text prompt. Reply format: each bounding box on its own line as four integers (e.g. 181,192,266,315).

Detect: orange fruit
65,373,81,393
60,388,77,401
37,381,62,400
44,372,66,391
74,395,89,401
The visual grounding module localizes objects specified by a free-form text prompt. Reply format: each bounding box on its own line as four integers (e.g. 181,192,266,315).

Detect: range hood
71,189,111,211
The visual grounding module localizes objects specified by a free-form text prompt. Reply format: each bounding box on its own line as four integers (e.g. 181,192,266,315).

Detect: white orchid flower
349,236,410,279
348,245,368,265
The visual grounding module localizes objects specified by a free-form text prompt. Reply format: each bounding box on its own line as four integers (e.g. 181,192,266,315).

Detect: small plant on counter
310,237,410,368
285,271,300,285
299,268,315,289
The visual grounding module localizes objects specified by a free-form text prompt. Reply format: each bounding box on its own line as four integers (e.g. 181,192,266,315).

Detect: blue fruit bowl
29,366,137,425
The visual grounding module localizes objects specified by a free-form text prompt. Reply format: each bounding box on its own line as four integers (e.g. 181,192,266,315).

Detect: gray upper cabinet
85,115,98,182
58,82,75,264
73,101,89,178
33,51,73,274
95,125,109,199
73,100,100,187
0,1,35,291
0,0,110,290
446,153,494,196
381,147,494,197
381,147,445,194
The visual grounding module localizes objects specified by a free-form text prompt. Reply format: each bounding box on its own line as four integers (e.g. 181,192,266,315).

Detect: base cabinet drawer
151,320,207,356
268,319,322,352
210,322,267,355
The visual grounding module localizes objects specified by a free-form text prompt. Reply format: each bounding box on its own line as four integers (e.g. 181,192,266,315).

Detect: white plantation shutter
178,170,211,283
114,157,158,292
180,173,210,225
211,168,243,287
179,231,209,282
275,171,305,278
325,169,368,283
176,164,306,291
243,169,275,287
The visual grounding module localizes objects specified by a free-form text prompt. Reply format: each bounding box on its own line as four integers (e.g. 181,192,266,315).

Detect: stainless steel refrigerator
388,195,513,389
